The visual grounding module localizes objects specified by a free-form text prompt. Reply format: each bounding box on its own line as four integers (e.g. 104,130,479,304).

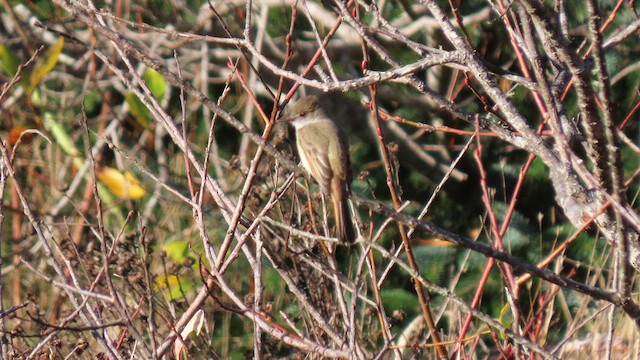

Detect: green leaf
498,303,513,340
163,241,190,263
42,112,80,157
0,44,19,76
29,37,64,93
82,91,102,113
143,68,166,102
380,288,419,312
125,92,152,129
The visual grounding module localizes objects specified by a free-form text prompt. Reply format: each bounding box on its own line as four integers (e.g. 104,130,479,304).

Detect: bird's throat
291,114,333,130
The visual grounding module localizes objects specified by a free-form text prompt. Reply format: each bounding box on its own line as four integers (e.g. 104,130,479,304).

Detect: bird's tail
332,181,356,244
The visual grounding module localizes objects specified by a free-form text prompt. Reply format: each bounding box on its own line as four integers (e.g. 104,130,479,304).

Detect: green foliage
125,68,167,129
42,112,80,157
414,243,457,284
266,7,294,38
491,202,533,252
0,44,19,76
381,288,420,313
144,68,167,101
125,92,152,129
162,240,191,264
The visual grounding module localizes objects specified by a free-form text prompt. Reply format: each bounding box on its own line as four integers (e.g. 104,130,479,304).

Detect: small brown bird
280,96,356,243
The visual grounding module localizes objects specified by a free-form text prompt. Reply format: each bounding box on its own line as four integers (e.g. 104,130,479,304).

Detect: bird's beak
277,114,293,123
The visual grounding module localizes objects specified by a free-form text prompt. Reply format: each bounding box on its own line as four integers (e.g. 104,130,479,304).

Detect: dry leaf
173,309,205,359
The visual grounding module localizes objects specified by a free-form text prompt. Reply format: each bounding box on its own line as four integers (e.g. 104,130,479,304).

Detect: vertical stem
0,143,7,359
367,83,447,358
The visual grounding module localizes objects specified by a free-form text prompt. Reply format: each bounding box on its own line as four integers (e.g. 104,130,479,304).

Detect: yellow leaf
155,274,193,299
29,37,64,93
155,275,180,290
96,167,146,199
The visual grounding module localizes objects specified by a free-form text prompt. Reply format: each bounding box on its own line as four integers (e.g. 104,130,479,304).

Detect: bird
279,95,356,244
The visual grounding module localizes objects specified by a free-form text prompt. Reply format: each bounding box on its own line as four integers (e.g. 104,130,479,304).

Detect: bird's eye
300,112,307,117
